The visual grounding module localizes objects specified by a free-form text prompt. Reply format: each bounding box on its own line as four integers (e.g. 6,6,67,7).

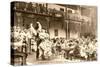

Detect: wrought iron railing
14,2,64,18
14,2,90,22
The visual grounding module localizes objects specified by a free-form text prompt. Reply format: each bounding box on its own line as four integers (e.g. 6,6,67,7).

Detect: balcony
64,13,91,23
66,13,82,22
14,2,64,18
13,2,90,22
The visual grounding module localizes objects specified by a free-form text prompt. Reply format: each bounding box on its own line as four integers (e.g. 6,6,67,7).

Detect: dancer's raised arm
30,23,37,36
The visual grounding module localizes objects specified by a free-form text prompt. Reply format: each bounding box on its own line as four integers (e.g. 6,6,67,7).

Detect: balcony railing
64,13,91,23
67,13,82,21
14,2,64,18
14,2,90,22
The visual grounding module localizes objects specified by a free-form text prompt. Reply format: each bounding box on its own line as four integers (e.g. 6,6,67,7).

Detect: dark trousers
26,38,31,54
36,39,42,59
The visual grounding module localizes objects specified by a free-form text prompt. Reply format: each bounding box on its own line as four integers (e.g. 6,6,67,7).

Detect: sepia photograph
10,1,97,66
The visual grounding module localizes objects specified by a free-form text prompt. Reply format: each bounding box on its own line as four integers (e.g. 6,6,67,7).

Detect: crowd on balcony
14,2,91,23
14,2,64,17
11,21,97,61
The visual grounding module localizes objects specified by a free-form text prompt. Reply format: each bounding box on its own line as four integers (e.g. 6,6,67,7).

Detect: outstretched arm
30,23,37,36
36,22,42,32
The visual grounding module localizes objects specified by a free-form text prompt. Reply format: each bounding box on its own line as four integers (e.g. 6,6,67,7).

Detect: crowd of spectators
11,24,97,61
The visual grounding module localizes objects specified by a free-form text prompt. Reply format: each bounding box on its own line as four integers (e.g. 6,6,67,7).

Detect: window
68,10,72,13
60,8,64,12
54,29,58,36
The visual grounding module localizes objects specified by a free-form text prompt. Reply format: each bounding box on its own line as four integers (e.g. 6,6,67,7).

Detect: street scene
11,1,97,65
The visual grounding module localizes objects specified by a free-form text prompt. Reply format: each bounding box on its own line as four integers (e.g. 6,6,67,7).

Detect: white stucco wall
49,21,66,39
49,27,66,39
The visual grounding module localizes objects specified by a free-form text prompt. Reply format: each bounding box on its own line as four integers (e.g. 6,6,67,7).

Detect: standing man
26,23,37,54
35,22,43,60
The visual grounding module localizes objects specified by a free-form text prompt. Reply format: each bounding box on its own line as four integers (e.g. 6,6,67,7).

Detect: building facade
11,2,97,39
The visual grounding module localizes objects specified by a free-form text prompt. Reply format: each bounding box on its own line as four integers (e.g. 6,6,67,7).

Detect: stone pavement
26,52,83,65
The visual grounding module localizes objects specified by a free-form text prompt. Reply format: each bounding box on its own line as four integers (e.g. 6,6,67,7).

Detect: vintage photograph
11,1,97,65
